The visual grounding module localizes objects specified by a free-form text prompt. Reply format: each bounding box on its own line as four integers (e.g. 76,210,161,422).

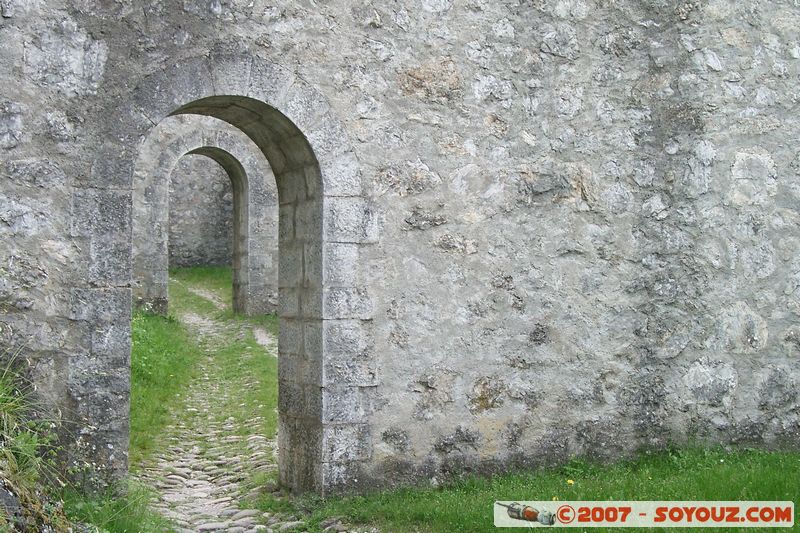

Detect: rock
278,521,306,532
22,15,108,97
0,101,24,149
198,521,230,531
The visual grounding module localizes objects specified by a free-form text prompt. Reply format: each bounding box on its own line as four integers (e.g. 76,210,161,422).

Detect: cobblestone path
132,281,309,533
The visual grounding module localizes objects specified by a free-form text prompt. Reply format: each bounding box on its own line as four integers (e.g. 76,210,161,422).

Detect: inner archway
168,96,329,493
132,114,279,316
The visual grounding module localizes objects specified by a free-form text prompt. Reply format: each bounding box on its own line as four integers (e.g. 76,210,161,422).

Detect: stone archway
132,114,279,316
74,54,377,494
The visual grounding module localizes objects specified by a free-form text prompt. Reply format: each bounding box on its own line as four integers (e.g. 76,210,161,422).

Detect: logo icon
495,502,556,526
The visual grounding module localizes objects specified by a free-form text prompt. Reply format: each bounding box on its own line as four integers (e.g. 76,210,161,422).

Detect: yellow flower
567,479,575,485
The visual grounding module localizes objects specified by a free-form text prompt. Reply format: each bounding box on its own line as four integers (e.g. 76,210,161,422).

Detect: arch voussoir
134,57,216,124
246,58,296,111
319,150,363,197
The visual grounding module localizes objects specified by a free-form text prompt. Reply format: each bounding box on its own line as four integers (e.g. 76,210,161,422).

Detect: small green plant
60,482,176,533
0,347,172,532
0,348,70,531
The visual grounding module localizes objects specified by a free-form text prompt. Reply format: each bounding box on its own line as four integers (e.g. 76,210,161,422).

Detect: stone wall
168,154,233,268
0,0,798,493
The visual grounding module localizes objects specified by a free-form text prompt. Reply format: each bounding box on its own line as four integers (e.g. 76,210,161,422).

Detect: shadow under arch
170,95,324,202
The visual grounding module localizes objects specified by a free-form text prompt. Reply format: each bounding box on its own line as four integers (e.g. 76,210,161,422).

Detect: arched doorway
70,55,379,494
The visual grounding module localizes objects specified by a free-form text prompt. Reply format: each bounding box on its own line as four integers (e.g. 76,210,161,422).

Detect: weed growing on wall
0,348,70,531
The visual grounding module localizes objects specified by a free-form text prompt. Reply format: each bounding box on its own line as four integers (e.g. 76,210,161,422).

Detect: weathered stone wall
1,0,798,492
168,154,233,268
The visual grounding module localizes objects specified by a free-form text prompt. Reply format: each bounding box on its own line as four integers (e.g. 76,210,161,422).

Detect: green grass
211,324,279,438
168,272,225,316
163,266,279,440
255,447,800,533
0,351,169,532
0,351,71,531
130,265,280,462
169,266,233,310
129,312,202,465
61,482,176,533
168,265,233,294
132,265,279,467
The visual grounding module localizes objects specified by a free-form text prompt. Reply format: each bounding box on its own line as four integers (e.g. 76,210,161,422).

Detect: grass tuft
129,312,202,466
60,481,175,532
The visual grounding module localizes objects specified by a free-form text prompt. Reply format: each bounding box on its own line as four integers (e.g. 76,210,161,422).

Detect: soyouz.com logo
494,501,795,528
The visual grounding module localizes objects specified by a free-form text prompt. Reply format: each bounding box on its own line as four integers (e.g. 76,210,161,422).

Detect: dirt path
186,286,227,310
132,283,308,533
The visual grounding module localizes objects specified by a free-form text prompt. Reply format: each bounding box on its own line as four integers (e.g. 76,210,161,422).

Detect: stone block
134,58,215,122
89,239,131,286
278,287,300,318
319,151,363,197
281,86,331,137
208,51,252,97
322,243,361,286
300,286,323,319
71,188,131,239
303,320,323,364
279,381,323,420
323,197,378,243
278,380,306,419
69,288,131,327
246,58,296,110
89,323,131,362
322,319,374,356
305,113,350,159
303,242,322,287
86,141,135,189
294,200,323,243
278,135,316,170
320,460,364,493
278,318,303,356
278,244,303,289
0,101,25,149
278,203,295,241
4,159,67,188
322,424,371,463
320,321,376,386
322,287,372,320
279,350,322,385
322,386,376,424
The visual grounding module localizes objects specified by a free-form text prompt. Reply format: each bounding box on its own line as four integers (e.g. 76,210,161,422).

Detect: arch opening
168,153,235,271
100,57,377,495
132,97,326,493
132,114,279,317
182,147,250,313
